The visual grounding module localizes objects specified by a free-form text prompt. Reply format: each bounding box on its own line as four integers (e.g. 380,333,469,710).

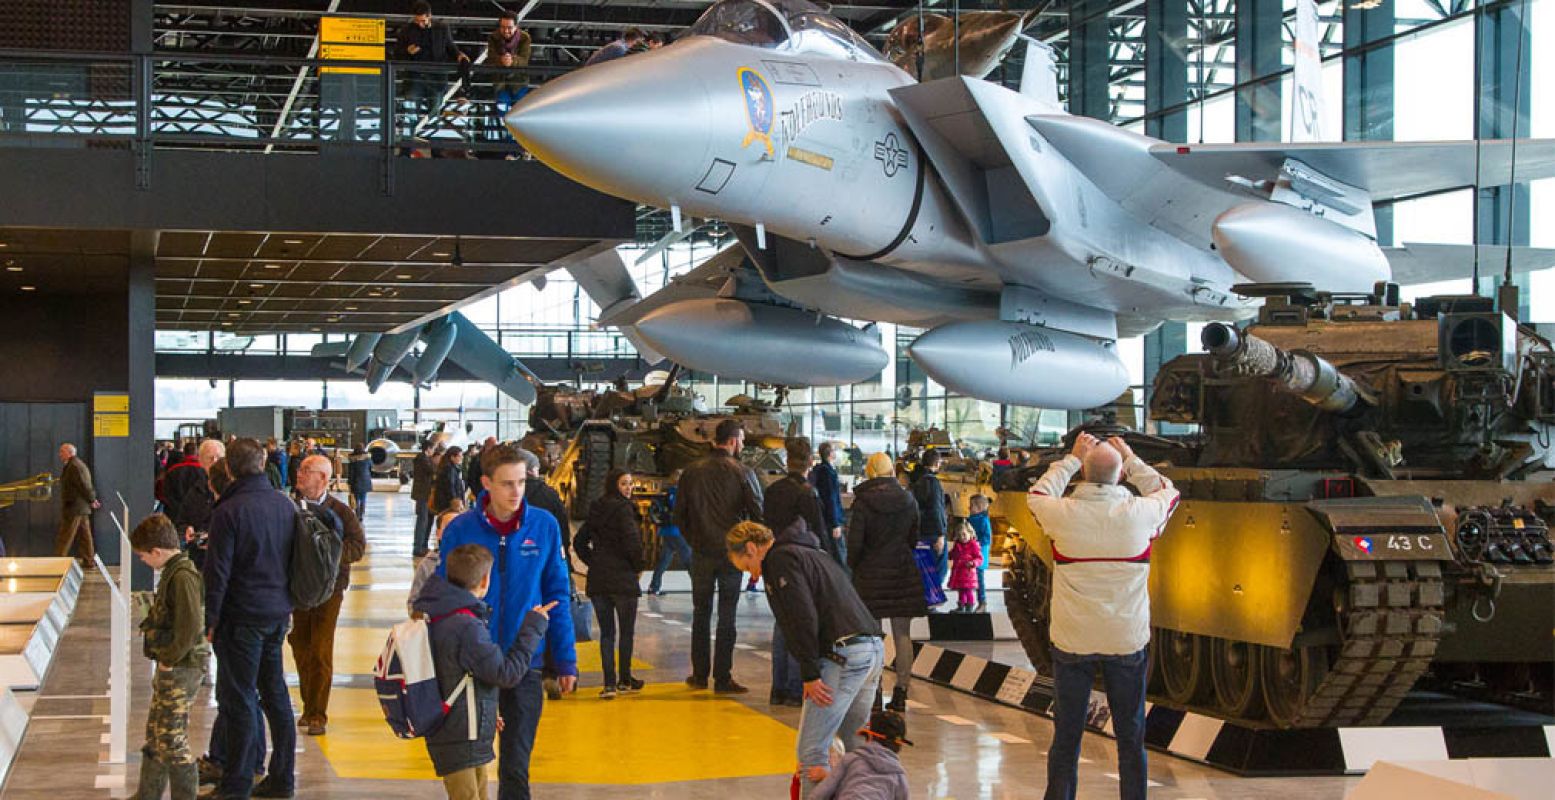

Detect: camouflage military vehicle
1002,285,1555,728
542,382,789,522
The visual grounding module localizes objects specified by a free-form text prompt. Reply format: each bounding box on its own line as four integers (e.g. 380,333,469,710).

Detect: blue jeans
206,709,265,775
213,621,295,796
1046,646,1149,800
976,533,992,603
496,670,544,800
770,623,803,700
797,637,884,798
353,492,368,521
649,531,692,592
413,499,433,556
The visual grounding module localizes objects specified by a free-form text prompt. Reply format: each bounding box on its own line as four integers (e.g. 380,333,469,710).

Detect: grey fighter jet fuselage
508,0,1554,408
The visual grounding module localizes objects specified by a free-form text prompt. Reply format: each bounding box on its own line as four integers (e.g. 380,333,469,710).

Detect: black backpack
289,498,342,609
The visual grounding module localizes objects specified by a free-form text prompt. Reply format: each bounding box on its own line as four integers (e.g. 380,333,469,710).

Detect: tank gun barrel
1201,323,1371,413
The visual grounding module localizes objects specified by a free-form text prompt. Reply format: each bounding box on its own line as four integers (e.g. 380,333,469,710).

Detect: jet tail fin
1019,38,1059,107
1383,243,1555,286
1290,0,1327,142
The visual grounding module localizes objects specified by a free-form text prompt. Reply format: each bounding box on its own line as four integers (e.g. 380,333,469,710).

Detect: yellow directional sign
93,413,129,438
320,16,384,75
320,17,385,45
93,394,129,414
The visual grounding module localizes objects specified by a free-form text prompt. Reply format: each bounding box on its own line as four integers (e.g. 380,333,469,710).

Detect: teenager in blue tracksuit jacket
437,448,575,800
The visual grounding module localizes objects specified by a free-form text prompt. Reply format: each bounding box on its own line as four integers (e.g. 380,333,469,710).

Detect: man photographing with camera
1026,432,1180,800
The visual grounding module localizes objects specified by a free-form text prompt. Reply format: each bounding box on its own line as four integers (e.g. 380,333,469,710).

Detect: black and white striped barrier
895,639,1555,776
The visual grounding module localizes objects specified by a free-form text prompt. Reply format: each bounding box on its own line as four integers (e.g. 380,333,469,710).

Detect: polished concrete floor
6,487,1369,798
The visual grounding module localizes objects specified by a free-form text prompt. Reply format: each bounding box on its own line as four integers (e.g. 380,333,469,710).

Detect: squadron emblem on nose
874,133,908,177
738,67,775,156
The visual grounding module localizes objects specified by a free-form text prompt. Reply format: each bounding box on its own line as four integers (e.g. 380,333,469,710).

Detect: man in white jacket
1027,432,1180,800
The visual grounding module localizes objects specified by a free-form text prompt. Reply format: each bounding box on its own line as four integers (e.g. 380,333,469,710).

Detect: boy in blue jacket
416,544,554,800
436,444,576,800
967,495,994,613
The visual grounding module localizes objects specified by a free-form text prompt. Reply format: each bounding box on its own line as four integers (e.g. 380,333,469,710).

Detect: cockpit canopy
687,0,884,62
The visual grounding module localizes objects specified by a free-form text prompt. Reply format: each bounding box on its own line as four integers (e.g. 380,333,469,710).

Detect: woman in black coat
846,452,927,712
574,468,646,698
431,447,467,514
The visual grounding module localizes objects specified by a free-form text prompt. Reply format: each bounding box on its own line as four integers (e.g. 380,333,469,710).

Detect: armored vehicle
1002,284,1555,728
541,381,789,523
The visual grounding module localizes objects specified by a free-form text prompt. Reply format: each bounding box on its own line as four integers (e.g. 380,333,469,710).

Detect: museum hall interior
0,0,1551,798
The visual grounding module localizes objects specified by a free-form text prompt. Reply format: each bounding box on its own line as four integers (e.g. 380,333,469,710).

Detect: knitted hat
860,709,912,747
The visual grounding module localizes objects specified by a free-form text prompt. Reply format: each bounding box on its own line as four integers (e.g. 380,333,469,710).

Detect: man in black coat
911,449,949,587
762,437,830,706
204,438,297,799
394,0,470,127
411,440,437,557
728,518,883,796
163,440,223,568
673,419,763,694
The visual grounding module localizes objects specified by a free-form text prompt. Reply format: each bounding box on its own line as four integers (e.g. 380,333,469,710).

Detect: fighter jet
506,0,1555,408
310,311,543,404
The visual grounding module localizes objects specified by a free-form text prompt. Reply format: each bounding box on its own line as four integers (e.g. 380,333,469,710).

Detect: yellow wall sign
320,17,385,45
93,414,129,438
93,394,129,414
321,43,384,62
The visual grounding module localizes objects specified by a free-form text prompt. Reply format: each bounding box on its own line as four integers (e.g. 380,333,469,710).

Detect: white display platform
0,561,84,692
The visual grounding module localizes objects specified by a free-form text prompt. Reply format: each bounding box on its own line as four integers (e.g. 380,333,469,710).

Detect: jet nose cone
506,45,714,204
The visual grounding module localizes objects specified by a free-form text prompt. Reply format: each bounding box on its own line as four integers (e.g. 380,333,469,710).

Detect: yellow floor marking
284,624,651,677
339,590,415,623
311,683,798,784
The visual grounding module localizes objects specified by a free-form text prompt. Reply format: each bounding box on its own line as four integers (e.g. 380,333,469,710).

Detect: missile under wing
508,0,1555,408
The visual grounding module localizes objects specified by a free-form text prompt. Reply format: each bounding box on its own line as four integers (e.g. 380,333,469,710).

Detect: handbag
570,593,595,642
913,544,947,607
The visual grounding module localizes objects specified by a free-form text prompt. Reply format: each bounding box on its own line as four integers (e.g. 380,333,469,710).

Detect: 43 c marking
1384,535,1435,552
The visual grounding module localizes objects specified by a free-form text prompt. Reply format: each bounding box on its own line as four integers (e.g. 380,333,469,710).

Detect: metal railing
154,324,637,360
0,48,571,161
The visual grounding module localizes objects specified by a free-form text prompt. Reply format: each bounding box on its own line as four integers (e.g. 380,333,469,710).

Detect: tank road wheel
1209,638,1264,719
1157,629,1206,706
1003,541,1054,676
1260,646,1329,728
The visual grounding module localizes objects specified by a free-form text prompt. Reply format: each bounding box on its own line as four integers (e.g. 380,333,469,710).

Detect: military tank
1002,284,1555,728
540,377,789,523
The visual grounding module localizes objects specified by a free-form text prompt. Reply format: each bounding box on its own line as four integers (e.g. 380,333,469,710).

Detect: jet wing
1028,112,1555,250
1382,243,1555,286
441,312,540,405
1149,139,1555,204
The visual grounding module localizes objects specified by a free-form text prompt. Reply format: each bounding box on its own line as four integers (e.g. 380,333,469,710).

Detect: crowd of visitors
121,410,1173,800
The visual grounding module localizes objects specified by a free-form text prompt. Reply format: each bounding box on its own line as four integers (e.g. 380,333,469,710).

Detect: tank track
1288,559,1445,727
572,427,614,520
1005,541,1447,727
